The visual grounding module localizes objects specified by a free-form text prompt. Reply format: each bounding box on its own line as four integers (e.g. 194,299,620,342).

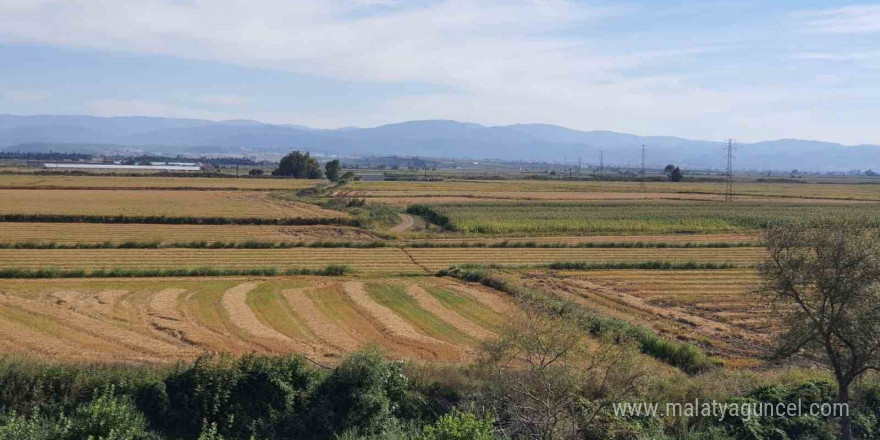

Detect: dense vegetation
4,351,880,440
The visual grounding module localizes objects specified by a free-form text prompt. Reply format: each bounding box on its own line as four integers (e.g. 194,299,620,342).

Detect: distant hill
1,114,877,171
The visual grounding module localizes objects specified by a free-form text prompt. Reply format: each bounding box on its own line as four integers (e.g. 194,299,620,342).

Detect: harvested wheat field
348,179,880,201
0,175,322,190
0,189,346,219
0,223,377,244
0,247,766,273
512,269,771,366
0,277,511,363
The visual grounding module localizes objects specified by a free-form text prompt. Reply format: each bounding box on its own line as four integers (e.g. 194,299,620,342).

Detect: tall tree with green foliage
757,219,880,440
272,151,322,179
325,159,341,182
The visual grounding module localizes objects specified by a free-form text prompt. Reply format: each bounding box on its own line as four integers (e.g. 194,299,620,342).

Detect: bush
420,409,495,440
307,350,407,438
248,169,264,176
65,386,157,440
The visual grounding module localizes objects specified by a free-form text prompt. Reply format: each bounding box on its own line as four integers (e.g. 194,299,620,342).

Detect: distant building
42,163,202,171
358,173,385,181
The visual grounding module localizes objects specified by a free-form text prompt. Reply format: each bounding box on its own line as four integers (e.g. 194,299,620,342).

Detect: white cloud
798,5,880,34
0,1,878,144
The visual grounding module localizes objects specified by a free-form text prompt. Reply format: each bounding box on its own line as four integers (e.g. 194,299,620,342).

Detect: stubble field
0,172,876,366
0,276,510,363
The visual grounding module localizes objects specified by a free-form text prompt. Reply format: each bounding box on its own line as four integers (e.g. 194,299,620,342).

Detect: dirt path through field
406,285,494,340
283,287,360,352
390,213,415,233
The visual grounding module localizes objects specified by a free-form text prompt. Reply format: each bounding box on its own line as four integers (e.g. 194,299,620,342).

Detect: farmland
347,179,880,203
0,223,377,244
0,246,765,274
413,201,880,234
510,269,768,366
0,276,509,363
0,175,322,190
0,171,876,368
0,189,346,219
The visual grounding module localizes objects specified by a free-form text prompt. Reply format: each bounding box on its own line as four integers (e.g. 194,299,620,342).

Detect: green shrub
419,409,495,440
307,350,407,438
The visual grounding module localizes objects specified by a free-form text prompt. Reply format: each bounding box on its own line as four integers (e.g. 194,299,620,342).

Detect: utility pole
599,150,604,178
640,144,646,191
724,139,736,202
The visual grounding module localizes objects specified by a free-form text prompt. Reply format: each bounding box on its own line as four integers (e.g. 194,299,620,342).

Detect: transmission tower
724,139,736,201
640,144,646,190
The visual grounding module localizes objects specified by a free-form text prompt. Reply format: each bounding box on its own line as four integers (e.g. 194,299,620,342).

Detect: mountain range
1,114,878,171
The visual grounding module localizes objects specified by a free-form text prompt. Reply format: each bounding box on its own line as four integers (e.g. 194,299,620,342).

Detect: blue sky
1,0,879,144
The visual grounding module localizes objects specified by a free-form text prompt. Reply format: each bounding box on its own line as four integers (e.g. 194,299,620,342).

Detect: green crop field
414,201,880,234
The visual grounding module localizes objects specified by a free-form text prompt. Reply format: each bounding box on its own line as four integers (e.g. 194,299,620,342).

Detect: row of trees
271,151,344,182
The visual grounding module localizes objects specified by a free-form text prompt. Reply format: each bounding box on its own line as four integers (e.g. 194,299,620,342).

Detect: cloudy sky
1,0,878,144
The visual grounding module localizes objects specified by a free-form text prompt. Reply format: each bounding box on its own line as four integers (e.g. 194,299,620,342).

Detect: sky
0,0,879,145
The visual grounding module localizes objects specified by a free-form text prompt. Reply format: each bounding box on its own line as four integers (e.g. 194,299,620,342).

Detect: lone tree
272,151,322,178
757,219,880,440
664,164,683,182
325,159,341,182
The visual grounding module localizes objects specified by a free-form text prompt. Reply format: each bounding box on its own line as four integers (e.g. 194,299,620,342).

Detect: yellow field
0,247,766,273
346,180,880,202
0,276,511,363
0,223,376,244
0,175,322,190
513,269,769,365
0,189,346,218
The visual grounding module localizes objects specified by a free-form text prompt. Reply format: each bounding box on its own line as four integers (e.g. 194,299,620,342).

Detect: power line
724,139,736,202
640,144,646,191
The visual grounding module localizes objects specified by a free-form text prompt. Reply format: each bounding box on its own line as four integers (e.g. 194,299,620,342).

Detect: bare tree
480,304,647,440
757,219,880,440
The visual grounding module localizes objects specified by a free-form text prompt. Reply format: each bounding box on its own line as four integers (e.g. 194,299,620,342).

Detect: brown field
0,189,346,218
0,276,510,363
0,175,321,190
512,269,771,366
0,247,766,273
0,223,377,244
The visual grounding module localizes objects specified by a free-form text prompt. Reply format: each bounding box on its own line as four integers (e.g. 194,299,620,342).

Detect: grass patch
246,281,311,340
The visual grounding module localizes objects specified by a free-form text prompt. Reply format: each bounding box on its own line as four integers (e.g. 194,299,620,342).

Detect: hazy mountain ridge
1,115,877,171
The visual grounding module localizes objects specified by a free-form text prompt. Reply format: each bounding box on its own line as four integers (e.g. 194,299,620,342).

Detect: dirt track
390,213,415,233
